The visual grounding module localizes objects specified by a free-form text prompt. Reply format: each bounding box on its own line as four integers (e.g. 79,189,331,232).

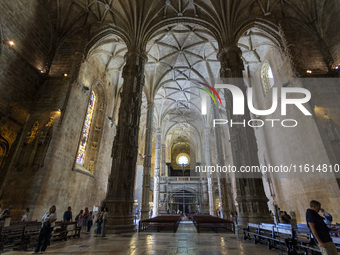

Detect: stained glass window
261,61,275,94
178,155,189,165
77,91,96,164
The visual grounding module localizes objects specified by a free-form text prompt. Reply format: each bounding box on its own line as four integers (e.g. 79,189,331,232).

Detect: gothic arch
85,25,129,60
234,19,283,49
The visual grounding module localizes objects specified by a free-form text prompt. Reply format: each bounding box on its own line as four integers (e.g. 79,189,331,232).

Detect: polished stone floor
6,222,281,255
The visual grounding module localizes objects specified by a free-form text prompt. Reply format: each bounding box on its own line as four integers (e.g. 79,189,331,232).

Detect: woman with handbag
33,205,57,254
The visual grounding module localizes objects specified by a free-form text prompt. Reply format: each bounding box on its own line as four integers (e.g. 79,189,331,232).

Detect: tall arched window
261,61,275,94
77,91,96,165
74,85,105,176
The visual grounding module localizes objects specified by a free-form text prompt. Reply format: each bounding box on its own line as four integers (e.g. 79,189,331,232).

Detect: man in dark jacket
306,200,337,255
63,206,72,222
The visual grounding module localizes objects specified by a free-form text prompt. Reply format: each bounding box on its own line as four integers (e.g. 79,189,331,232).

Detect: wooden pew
139,216,181,233
244,222,340,254
0,224,25,252
0,220,82,253
295,224,340,254
64,221,81,239
242,223,295,254
21,223,41,251
50,221,68,242
192,215,235,233
243,223,259,241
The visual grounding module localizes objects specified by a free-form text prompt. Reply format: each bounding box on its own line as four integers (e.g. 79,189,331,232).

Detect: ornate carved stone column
141,102,155,220
204,127,216,216
212,104,228,219
201,179,209,214
161,143,166,176
152,128,161,217
217,44,271,226
160,143,166,209
104,50,147,233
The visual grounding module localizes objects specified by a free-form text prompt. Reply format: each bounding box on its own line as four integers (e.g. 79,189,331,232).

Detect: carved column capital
217,43,244,79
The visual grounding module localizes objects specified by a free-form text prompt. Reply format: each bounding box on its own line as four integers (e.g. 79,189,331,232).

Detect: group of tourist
64,206,109,237
30,205,109,254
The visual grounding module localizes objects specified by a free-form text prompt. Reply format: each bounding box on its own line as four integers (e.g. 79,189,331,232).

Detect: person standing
33,205,57,254
229,211,234,222
234,211,238,225
95,207,104,237
63,206,72,222
82,207,90,233
21,208,30,221
87,211,94,232
306,200,337,255
75,210,83,228
276,207,281,223
102,207,108,237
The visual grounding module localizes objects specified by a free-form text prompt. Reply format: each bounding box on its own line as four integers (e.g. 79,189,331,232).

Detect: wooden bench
50,221,68,242
0,224,26,252
243,223,295,254
64,221,81,239
21,223,41,251
243,223,259,241
192,215,235,233
0,220,82,253
243,222,340,255
295,225,340,254
138,216,181,233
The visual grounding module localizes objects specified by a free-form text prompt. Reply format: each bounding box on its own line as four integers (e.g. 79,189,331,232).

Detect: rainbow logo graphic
195,82,222,115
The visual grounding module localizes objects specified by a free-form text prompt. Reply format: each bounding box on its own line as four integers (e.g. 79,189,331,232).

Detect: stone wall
28,56,117,220
0,0,51,215
249,46,340,223
1,49,117,220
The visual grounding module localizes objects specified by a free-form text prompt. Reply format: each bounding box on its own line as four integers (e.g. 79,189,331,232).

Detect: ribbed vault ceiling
41,0,338,152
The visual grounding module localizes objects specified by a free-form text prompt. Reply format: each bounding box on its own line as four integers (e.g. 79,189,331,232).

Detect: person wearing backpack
33,205,57,254
321,209,333,225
